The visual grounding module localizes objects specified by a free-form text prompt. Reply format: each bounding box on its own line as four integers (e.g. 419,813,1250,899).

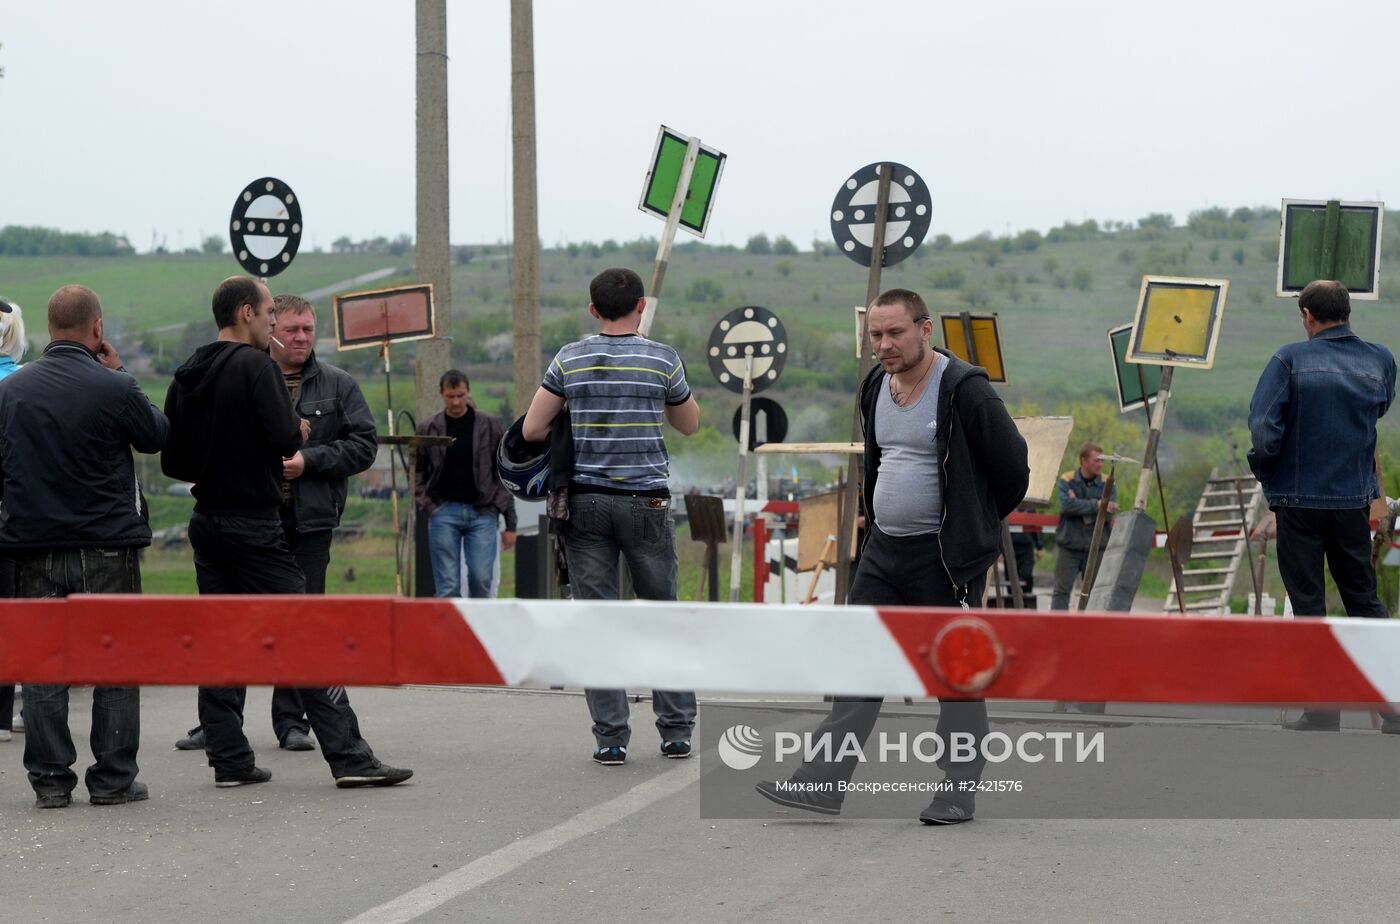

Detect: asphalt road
1,687,1397,923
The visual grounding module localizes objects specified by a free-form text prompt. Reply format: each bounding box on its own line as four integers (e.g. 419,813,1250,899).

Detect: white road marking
341,761,700,923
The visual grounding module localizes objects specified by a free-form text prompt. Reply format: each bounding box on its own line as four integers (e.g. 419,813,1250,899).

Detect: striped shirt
542,332,690,493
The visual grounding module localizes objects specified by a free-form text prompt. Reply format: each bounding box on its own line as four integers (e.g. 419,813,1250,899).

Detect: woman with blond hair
0,295,26,742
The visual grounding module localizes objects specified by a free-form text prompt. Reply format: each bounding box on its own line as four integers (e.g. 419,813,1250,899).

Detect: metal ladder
1162,468,1264,615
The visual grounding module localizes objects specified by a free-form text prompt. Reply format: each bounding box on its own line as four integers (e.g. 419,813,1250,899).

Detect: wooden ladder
1162,468,1264,615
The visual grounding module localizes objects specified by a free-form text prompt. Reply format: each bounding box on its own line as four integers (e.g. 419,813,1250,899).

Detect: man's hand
1250,510,1277,542
1106,501,1119,514
283,451,306,480
1035,548,1044,560
299,418,311,443
96,340,122,370
1067,489,1077,499
501,530,517,551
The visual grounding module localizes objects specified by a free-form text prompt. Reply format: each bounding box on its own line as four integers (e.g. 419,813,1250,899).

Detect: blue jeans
16,547,142,799
565,493,695,748
428,502,498,598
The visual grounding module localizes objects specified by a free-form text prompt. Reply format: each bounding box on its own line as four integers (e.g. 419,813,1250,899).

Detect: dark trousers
189,512,377,777
565,493,695,748
16,548,142,799
0,555,14,731
791,526,988,804
269,522,336,742
1275,506,1394,727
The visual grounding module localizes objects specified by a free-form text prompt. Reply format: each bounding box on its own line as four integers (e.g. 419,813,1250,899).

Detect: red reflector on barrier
931,617,1004,693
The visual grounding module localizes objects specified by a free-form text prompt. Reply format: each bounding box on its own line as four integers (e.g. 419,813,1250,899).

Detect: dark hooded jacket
162,341,302,518
859,348,1029,588
0,340,169,550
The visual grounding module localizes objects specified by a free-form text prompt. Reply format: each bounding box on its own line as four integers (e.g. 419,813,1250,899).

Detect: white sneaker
0,729,11,742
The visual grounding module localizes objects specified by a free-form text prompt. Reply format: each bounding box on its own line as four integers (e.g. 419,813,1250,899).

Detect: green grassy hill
5,211,1399,611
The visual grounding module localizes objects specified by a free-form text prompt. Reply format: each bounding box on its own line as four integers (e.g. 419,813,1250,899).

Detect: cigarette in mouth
270,335,286,348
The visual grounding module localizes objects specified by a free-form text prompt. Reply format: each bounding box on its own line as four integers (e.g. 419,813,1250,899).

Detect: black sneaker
91,781,150,806
1282,717,1341,732
35,791,72,809
215,766,272,788
592,746,627,766
754,779,842,816
280,729,315,751
334,762,413,788
660,740,692,759
919,796,975,825
175,727,207,751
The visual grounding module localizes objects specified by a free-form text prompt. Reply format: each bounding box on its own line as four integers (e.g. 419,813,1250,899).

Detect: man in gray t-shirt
872,353,946,536
523,268,701,767
757,287,1028,826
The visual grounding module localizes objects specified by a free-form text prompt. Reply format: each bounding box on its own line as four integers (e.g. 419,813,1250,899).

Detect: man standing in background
1051,442,1116,610
1248,279,1398,733
415,370,517,598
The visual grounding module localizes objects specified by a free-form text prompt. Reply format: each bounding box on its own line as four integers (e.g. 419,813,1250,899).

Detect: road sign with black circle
229,177,303,277
732,397,788,450
830,162,931,268
707,306,787,394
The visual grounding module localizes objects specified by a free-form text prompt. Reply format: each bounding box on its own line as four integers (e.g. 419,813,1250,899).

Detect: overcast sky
3,1,1396,253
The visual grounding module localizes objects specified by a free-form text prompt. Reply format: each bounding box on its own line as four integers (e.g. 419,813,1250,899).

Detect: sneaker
35,792,72,809
660,740,692,759
919,796,975,825
0,729,10,742
90,781,150,806
754,779,842,816
215,766,273,788
1282,716,1341,732
175,727,207,751
334,762,413,788
12,711,22,733
280,729,315,751
592,746,627,766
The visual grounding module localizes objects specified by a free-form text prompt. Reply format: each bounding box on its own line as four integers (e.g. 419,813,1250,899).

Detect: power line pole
510,0,541,417
414,0,452,424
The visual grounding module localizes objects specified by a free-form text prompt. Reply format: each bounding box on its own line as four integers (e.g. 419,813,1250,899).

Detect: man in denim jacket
1247,279,1398,733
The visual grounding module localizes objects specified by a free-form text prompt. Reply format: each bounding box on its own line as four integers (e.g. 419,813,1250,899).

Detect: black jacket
0,340,169,550
860,348,1029,587
162,341,302,517
286,352,377,532
414,407,517,530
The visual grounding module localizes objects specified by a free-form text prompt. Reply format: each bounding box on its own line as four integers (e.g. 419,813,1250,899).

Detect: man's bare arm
522,387,566,443
664,395,700,436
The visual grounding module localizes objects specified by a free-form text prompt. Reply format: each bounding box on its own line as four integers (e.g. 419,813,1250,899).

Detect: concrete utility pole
414,0,452,423
510,0,541,417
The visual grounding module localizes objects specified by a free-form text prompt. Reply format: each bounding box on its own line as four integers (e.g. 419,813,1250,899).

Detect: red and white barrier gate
3,596,1398,703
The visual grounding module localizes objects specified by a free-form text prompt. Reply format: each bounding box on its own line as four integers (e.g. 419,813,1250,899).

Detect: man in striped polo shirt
522,267,700,765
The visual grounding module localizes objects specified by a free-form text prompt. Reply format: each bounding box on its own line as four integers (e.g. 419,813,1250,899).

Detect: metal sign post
835,164,892,604
829,161,933,604
729,355,755,603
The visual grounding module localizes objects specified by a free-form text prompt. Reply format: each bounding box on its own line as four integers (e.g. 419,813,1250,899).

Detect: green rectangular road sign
1108,322,1162,414
1277,198,1383,299
638,126,726,237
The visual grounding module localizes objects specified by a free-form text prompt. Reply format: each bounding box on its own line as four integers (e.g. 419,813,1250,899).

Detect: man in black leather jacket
0,284,169,807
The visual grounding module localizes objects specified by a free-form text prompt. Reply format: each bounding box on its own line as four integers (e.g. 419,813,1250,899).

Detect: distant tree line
0,225,135,257
332,234,414,256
